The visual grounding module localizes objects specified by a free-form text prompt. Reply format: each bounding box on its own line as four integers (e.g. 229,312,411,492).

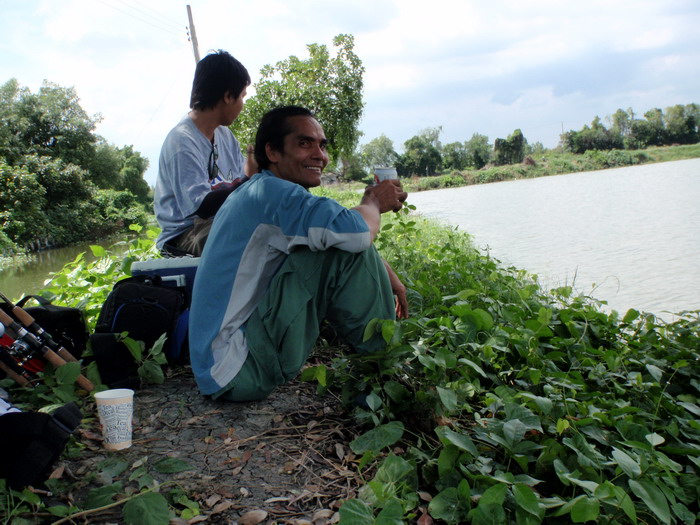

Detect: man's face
223,87,246,125
267,116,329,189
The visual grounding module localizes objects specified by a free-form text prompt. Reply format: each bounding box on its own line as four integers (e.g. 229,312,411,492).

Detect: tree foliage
493,129,526,166
360,134,398,171
231,34,365,167
397,127,443,177
0,79,150,251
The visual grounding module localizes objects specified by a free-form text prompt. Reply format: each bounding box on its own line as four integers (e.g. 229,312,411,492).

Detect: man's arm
352,180,408,241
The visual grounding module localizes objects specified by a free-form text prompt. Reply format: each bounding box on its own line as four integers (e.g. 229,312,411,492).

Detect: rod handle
0,360,30,387
10,306,34,327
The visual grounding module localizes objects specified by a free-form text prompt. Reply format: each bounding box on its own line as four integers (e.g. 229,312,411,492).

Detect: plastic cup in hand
373,167,398,183
94,388,134,450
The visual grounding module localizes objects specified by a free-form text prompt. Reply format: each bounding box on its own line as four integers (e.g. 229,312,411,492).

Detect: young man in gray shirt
154,50,255,256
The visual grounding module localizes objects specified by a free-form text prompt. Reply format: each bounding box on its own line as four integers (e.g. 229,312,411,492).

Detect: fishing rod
0,325,35,387
0,292,80,363
0,310,94,392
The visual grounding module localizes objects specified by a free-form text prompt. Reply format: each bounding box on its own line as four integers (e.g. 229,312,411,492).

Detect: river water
0,239,128,302
408,158,700,319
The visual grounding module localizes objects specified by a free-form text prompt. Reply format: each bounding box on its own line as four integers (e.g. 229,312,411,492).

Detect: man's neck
189,109,221,142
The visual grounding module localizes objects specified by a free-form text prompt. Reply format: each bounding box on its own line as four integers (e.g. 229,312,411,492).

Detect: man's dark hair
255,106,315,170
189,50,250,110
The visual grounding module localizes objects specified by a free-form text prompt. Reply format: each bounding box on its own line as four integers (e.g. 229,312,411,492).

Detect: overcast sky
2,0,699,186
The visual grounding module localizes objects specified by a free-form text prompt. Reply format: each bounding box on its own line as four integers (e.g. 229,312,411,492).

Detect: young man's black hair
190,50,251,110
254,105,315,170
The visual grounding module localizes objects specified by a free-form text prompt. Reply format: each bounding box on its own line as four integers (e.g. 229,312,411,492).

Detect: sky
2,0,699,187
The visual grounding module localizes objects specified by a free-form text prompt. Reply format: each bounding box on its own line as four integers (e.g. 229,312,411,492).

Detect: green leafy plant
298,191,700,524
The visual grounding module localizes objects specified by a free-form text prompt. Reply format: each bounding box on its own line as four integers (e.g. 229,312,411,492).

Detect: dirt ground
64,363,364,525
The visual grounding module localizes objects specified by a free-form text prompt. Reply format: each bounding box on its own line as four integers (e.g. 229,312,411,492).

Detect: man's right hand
362,179,408,213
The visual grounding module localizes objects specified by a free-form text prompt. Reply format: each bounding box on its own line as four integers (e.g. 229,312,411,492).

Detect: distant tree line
562,104,699,153
352,102,698,180
353,127,538,180
0,79,151,253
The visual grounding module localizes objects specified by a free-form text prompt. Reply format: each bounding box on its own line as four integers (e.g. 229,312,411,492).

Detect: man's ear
265,143,280,164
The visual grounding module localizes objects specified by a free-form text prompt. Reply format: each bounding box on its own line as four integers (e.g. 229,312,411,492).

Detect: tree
493,129,526,165
664,104,698,145
0,80,100,169
0,160,49,245
118,145,151,203
442,141,469,171
0,78,151,248
397,128,443,176
231,34,365,168
610,107,635,141
465,133,491,169
360,134,398,170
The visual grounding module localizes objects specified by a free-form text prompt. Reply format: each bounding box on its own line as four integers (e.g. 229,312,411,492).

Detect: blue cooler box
131,258,200,302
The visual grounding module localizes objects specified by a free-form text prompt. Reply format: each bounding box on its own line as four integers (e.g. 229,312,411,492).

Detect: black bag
0,402,82,488
0,295,89,359
92,275,188,388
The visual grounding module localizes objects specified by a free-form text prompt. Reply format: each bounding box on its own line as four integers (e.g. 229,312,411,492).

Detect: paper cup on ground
95,388,134,450
373,167,398,182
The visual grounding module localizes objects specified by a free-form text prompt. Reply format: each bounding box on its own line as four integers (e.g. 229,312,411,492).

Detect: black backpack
92,275,188,388
0,402,82,489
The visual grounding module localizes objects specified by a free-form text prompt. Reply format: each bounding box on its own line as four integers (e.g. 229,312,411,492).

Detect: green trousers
216,246,395,402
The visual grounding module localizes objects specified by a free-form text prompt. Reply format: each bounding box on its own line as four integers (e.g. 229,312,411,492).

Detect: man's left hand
383,260,409,319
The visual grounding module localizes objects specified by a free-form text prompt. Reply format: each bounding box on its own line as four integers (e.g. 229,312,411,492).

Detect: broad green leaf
435,426,479,456
375,497,404,525
513,483,542,518
611,447,641,479
365,392,382,411
678,402,700,416
55,361,81,385
503,419,527,447
613,485,637,522
381,320,396,344
122,492,170,525
121,335,143,361
139,360,165,384
90,245,107,257
46,505,72,517
430,487,465,524
480,483,507,505
457,358,487,378
383,381,408,402
671,502,695,524
350,422,404,454
646,364,663,382
84,483,123,509
437,386,458,411
629,479,671,525
152,457,195,474
339,499,374,525
362,318,380,342
470,484,507,525
571,497,600,523
473,308,494,330
300,365,327,386
646,433,665,447
622,308,640,323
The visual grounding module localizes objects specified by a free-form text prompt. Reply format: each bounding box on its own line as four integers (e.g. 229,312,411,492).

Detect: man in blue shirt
189,106,408,401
